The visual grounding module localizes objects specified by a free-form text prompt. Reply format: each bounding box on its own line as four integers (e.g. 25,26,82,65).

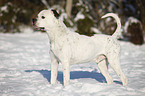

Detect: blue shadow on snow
25,69,122,85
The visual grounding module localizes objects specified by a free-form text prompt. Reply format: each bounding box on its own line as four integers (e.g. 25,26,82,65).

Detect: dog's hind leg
96,55,113,84
107,52,128,86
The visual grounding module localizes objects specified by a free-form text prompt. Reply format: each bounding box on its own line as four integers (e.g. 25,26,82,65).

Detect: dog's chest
50,42,62,54
50,39,68,60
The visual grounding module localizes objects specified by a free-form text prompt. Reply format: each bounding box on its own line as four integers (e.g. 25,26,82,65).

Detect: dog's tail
101,13,121,38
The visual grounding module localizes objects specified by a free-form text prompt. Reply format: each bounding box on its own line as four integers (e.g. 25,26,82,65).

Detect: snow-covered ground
0,32,145,96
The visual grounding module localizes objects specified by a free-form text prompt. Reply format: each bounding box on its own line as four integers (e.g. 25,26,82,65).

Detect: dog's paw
106,78,113,85
122,77,128,86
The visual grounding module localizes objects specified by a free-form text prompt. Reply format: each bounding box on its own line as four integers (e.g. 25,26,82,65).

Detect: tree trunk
66,0,73,18
118,0,124,24
41,0,50,9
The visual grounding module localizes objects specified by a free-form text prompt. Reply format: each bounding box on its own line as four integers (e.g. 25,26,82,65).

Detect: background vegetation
0,0,144,45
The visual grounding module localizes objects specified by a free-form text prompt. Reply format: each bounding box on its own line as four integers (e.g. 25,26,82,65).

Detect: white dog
33,9,128,86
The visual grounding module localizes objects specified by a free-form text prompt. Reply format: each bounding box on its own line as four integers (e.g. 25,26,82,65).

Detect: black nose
32,18,37,26
32,18,37,22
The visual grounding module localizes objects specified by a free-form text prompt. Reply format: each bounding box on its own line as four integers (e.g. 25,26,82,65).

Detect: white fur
36,10,128,86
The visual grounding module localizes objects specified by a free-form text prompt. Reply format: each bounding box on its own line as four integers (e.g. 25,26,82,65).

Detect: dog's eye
41,16,45,19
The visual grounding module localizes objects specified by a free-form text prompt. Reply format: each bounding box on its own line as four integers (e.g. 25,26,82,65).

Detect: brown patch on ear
51,9,60,19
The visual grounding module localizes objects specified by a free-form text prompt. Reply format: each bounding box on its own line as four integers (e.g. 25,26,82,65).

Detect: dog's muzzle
32,18,45,31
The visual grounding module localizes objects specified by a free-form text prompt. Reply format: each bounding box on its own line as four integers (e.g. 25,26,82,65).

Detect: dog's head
32,9,60,30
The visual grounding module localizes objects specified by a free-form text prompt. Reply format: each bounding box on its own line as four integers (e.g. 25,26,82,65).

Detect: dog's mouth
35,27,45,31
33,24,46,31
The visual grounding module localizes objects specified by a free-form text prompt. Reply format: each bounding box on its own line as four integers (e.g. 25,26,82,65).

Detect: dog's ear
51,9,60,19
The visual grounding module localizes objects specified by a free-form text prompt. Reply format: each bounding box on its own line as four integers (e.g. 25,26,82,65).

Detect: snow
0,32,145,96
0,4,8,16
74,12,85,21
91,27,101,34
0,2,12,13
0,6,8,12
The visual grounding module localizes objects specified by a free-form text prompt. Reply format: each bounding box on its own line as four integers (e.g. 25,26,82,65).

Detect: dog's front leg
62,61,70,86
50,51,59,85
